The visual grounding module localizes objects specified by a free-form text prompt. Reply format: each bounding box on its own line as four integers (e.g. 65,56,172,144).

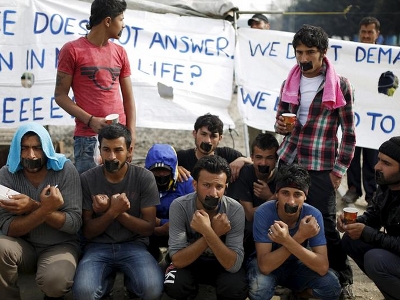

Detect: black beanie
379,136,400,163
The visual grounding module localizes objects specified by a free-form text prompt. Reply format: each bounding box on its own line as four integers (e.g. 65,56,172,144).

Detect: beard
376,171,400,186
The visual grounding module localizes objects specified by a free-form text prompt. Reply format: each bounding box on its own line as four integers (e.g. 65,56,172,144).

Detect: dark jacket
357,185,400,255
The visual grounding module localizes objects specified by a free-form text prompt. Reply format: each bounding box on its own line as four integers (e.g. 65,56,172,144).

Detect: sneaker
342,189,359,204
340,284,355,300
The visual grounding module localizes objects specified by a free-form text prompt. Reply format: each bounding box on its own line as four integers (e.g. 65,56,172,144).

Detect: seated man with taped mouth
247,164,341,300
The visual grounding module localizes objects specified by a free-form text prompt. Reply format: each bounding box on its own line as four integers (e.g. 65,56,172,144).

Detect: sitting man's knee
37,266,75,297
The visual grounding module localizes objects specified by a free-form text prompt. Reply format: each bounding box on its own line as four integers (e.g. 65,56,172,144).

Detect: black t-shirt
226,164,277,208
176,147,244,173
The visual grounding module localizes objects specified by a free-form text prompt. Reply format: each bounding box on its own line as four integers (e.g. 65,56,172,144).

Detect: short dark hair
359,17,380,31
98,123,131,148
292,24,329,53
251,132,279,157
358,17,381,31
86,0,127,30
275,164,311,194
194,113,224,135
192,156,231,183
22,131,39,141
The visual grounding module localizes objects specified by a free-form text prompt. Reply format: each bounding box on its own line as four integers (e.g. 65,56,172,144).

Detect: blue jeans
72,242,164,300
247,257,341,300
74,136,98,174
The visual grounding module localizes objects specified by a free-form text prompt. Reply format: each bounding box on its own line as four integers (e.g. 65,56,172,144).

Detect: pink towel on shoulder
281,57,346,110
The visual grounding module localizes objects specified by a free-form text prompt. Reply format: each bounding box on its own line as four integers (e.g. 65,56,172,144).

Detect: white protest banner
235,28,400,149
0,0,236,130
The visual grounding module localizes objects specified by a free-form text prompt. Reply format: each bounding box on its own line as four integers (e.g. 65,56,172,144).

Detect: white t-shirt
298,74,323,125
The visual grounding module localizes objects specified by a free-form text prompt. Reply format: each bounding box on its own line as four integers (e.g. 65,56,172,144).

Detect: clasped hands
190,210,231,237
92,193,130,214
268,215,320,244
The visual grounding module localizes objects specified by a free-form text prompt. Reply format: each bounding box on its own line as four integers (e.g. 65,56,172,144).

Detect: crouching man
164,155,248,300
0,122,82,299
338,136,400,300
248,164,341,300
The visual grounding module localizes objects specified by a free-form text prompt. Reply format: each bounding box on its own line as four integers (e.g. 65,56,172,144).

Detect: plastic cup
343,207,358,224
105,113,119,124
282,113,296,131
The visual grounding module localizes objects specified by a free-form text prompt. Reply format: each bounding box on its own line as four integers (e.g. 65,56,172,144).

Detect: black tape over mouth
258,165,270,174
284,203,299,214
104,160,120,172
300,61,313,71
22,158,42,169
199,142,212,152
201,195,220,210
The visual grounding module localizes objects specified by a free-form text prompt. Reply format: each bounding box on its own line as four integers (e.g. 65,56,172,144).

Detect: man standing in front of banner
274,25,356,299
55,0,136,174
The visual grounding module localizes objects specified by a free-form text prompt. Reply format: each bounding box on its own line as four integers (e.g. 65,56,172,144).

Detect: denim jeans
247,257,341,300
72,242,164,300
74,136,98,174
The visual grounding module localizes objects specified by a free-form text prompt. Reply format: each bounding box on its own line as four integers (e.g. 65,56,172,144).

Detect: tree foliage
281,0,400,43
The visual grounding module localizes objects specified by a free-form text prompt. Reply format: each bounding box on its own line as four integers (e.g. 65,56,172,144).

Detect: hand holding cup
281,113,296,131
343,207,358,224
105,113,119,124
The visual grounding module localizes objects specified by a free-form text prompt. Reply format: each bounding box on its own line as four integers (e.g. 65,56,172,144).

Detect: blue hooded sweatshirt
145,144,194,225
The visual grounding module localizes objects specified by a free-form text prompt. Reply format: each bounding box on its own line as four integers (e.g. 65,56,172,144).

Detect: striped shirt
275,63,356,177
